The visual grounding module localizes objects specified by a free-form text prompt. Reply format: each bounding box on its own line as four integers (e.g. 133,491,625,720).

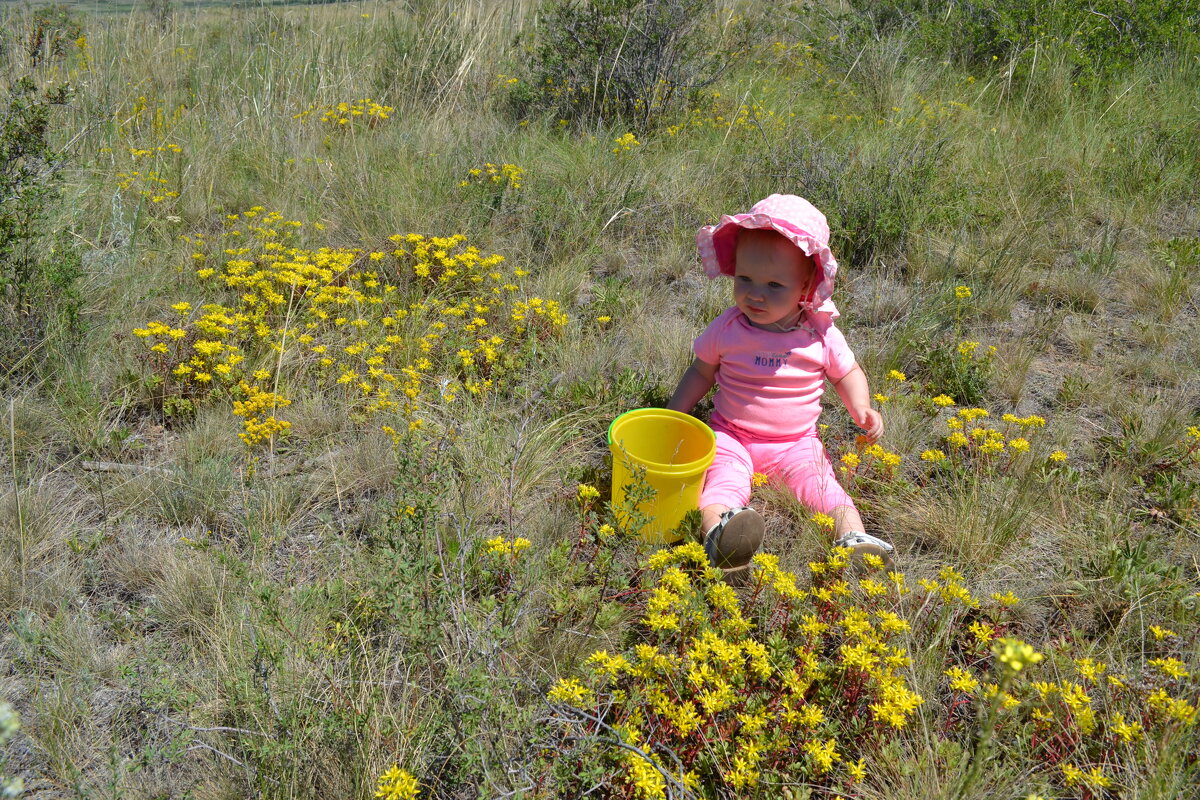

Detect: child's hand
853,407,884,442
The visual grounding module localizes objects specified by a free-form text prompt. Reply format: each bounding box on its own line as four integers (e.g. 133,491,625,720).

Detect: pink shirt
694,306,857,439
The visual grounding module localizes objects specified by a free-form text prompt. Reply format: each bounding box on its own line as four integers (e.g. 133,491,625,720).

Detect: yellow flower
993,638,1043,673
1060,682,1091,712
921,449,946,461
1150,625,1177,641
1074,658,1106,682
982,683,1020,709
1148,689,1197,723
1149,657,1190,679
1085,767,1111,790
869,680,924,728
955,285,972,299
803,737,840,775
991,590,1020,607
931,394,956,407
968,621,995,644
841,452,860,469
1111,712,1143,743
576,484,600,502
612,132,641,152
887,369,906,381
810,512,835,530
979,439,1005,455
375,766,420,800
1061,762,1085,787
751,471,768,488
1048,450,1067,462
547,677,593,708
799,614,828,637
945,666,980,693
860,578,889,598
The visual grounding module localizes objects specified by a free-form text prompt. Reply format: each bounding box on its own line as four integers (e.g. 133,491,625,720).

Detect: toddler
667,194,894,581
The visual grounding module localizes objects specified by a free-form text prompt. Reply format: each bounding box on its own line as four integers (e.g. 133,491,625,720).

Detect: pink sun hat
697,194,839,315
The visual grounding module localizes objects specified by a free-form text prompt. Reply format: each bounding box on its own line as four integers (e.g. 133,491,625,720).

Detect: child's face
732,230,817,327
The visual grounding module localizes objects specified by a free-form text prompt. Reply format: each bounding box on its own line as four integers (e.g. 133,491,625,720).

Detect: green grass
1,0,1198,797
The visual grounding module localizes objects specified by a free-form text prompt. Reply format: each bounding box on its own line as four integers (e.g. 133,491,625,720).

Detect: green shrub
12,4,84,68
918,338,994,406
519,0,727,130
844,0,1199,83
768,131,959,270
0,76,79,385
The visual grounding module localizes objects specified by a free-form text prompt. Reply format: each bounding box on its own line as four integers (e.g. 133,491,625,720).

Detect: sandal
833,531,895,571
704,506,765,584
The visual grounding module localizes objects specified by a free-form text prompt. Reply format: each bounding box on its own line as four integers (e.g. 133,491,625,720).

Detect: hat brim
697,212,839,309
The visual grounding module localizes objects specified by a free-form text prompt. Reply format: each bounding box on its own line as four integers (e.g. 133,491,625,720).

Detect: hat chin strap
761,307,807,332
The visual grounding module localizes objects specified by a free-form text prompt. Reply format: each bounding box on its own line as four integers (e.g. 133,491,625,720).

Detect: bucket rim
607,407,716,473
607,406,714,443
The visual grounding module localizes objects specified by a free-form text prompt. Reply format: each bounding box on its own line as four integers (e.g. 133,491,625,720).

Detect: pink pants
700,412,856,514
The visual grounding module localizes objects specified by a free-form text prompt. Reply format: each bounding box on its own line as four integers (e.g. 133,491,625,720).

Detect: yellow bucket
607,408,715,544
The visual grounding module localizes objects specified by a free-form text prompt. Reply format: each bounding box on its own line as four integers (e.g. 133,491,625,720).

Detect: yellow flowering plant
537,526,1198,798
476,535,534,599
940,613,1199,799
293,97,394,128
374,765,419,800
129,207,568,449
457,162,526,218
538,541,927,797
918,334,995,407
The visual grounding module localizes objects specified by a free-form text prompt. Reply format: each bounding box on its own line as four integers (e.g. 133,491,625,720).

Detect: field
1,0,1198,797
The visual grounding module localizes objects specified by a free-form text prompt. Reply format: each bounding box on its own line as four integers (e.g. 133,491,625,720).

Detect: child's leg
830,505,867,538
774,433,858,536
699,428,765,578
699,429,755,531
775,433,894,564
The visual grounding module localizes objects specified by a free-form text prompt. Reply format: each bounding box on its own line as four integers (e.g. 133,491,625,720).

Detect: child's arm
667,358,717,414
831,364,884,441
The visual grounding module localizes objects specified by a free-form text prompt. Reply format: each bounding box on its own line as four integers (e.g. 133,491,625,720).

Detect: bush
767,131,959,270
519,0,727,130
918,338,994,407
843,0,1199,83
14,4,84,67
0,76,79,385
